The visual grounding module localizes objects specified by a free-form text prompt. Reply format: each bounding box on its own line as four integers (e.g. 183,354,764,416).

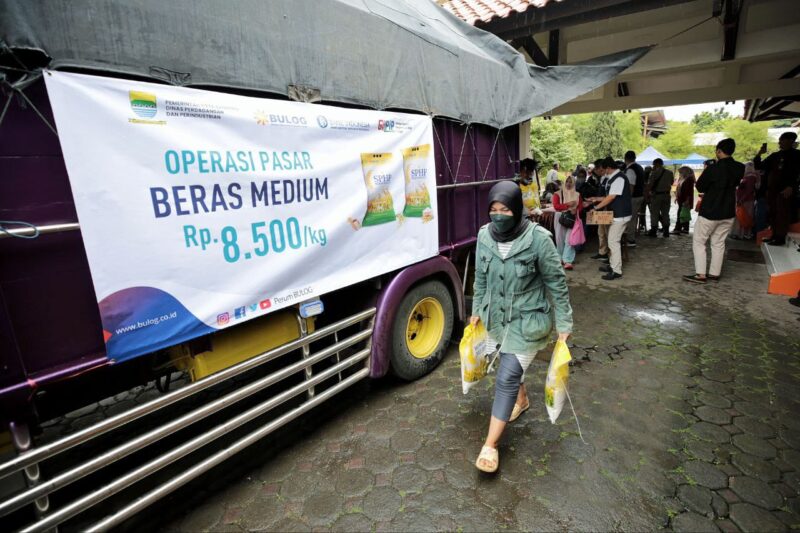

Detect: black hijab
487,181,530,243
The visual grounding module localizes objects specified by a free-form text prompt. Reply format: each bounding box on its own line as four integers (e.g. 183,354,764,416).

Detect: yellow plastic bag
459,320,489,394
545,340,572,423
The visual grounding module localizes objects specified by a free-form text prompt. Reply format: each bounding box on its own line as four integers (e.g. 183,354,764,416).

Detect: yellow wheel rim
406,297,445,359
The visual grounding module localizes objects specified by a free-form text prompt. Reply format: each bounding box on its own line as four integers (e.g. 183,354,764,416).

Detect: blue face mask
490,213,515,232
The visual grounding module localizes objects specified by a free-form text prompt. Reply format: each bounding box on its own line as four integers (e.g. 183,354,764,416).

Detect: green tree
567,112,623,161
653,121,695,159
529,117,586,171
618,111,645,154
722,119,769,161
772,118,795,127
691,108,732,132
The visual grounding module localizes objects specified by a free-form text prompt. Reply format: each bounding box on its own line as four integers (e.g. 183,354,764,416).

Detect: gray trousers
650,193,671,233
492,352,524,421
625,196,644,239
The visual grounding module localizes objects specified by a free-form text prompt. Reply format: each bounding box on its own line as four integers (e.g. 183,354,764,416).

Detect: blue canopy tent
636,146,671,166
671,152,707,165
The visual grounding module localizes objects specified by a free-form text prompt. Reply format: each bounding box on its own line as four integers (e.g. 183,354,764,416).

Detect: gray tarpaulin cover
0,0,649,128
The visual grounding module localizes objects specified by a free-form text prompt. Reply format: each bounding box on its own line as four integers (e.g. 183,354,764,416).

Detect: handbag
568,217,586,247
558,210,576,229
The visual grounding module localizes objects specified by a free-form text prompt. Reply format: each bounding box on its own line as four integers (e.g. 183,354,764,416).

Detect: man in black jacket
754,131,800,246
684,138,744,284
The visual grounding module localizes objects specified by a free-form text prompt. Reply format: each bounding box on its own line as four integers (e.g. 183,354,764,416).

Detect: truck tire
390,280,454,380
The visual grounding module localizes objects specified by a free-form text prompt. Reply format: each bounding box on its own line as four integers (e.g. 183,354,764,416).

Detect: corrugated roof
440,0,564,26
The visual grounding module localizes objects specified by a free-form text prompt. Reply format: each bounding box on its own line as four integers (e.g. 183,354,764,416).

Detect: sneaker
564,263,574,270
627,240,637,247
682,274,707,284
599,265,612,273
662,232,670,238
601,272,622,280
707,275,721,282
591,253,608,260
646,231,657,237
601,258,610,264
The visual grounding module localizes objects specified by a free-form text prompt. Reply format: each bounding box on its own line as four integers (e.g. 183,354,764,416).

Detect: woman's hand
557,332,570,343
470,316,480,326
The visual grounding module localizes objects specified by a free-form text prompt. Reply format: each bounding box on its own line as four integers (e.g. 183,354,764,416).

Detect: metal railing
1,307,376,532
0,222,80,239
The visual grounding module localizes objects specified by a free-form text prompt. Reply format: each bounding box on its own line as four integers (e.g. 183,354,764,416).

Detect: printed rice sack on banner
360,152,397,227
545,340,572,423
460,320,490,394
401,144,434,222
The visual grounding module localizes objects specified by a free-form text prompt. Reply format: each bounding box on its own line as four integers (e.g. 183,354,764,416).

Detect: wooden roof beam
509,35,549,66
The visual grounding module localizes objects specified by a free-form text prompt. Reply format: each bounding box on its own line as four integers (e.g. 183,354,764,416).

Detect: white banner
45,71,438,362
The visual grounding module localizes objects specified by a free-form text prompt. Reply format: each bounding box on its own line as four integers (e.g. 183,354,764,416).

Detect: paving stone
692,422,733,444
685,439,717,462
711,492,729,518
783,472,800,492
683,461,729,490
698,393,734,409
334,468,373,497
778,428,800,449
773,458,794,473
732,434,777,459
269,517,311,532
729,502,787,533
773,482,797,499
301,491,343,527
772,510,797,529
444,465,477,490
715,444,738,465
702,368,734,383
788,497,800,516
390,430,422,453
239,495,284,531
729,477,783,511
389,510,438,531
696,378,733,397
361,486,402,521
696,406,733,425
733,417,777,439
330,512,373,532
715,518,741,533
733,401,772,418
731,453,781,483
418,482,463,516
391,464,429,493
678,484,714,516
780,449,800,471
672,511,720,532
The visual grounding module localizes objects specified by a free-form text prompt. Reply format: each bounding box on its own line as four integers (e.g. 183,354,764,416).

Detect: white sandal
475,446,499,473
509,396,530,422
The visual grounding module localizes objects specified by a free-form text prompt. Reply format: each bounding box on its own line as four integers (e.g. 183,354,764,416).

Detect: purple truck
0,74,520,530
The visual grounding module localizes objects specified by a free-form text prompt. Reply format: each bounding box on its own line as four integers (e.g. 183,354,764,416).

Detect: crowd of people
469,131,799,473
514,131,800,285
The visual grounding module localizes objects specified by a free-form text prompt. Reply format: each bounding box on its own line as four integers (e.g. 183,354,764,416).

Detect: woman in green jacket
471,181,573,473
